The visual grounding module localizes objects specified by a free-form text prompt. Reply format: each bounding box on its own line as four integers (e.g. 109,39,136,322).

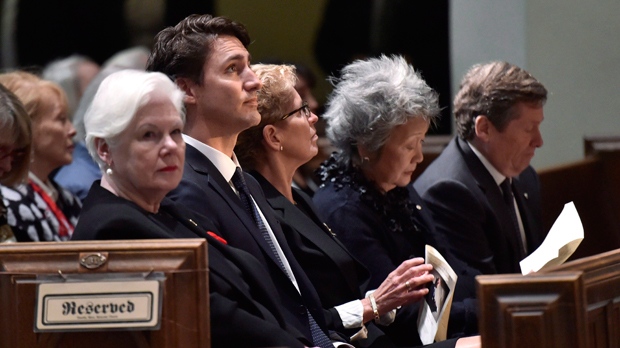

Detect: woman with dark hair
0,84,31,243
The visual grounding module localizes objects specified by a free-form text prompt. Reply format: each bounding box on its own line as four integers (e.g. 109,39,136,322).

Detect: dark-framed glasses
279,101,310,121
0,146,26,162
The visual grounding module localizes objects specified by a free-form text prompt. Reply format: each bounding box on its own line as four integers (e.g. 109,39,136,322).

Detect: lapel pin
524,193,529,199
323,223,336,237
416,204,422,210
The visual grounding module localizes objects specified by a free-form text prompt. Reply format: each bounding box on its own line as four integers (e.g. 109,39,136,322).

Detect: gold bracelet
368,293,380,321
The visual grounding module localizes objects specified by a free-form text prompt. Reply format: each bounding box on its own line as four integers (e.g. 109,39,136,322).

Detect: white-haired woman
71,69,308,348
313,55,481,347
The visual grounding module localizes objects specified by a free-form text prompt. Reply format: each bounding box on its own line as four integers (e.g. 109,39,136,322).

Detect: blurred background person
42,54,101,118
236,63,439,348
54,46,150,200
2,0,213,68
290,61,335,196
313,56,480,346
71,69,308,348
0,83,31,243
0,71,81,242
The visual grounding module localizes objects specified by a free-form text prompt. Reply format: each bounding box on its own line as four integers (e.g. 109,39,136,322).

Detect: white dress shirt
467,142,527,252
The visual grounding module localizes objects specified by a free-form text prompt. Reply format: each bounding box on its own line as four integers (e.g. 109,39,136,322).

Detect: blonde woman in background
0,71,80,242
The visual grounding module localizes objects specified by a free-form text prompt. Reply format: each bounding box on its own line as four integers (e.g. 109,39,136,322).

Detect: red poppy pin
207,231,228,245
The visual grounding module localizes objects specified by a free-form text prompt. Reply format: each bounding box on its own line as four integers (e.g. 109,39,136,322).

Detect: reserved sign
35,280,161,331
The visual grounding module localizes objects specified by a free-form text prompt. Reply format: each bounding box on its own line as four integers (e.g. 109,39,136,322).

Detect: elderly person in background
71,69,308,348
236,63,437,348
0,71,81,242
54,46,151,201
414,61,548,275
313,55,480,347
42,54,101,118
0,84,31,243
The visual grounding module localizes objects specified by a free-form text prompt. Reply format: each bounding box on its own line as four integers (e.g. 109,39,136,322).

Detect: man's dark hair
146,14,251,85
454,61,548,141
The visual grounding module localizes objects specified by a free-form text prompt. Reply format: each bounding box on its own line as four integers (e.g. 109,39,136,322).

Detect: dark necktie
230,168,332,348
500,178,527,257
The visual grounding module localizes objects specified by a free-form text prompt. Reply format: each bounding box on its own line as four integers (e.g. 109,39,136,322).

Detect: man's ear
262,125,281,152
474,115,492,142
175,78,196,105
94,138,112,166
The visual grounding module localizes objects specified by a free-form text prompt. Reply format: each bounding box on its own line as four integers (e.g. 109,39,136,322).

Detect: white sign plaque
35,280,161,331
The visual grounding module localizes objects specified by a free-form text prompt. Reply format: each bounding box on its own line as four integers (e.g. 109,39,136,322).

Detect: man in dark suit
414,61,548,275
72,183,306,347
147,14,337,348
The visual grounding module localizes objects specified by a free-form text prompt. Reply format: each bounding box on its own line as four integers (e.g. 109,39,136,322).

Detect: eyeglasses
279,101,310,121
0,146,26,162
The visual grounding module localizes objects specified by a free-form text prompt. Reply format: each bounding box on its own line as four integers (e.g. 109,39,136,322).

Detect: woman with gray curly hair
237,63,446,348
314,55,481,347
324,55,440,173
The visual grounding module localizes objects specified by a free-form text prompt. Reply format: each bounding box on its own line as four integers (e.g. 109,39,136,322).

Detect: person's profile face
109,93,185,198
273,89,319,166
364,117,429,192
191,35,262,136
31,88,76,170
484,102,544,177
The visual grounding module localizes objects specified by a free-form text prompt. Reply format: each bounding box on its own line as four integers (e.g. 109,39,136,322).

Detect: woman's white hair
84,69,185,171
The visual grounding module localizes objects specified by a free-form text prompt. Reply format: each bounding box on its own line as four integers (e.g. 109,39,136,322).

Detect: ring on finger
405,280,412,292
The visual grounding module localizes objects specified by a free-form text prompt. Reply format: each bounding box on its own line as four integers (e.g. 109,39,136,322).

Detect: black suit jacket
413,137,545,274
313,174,480,347
167,144,330,344
71,182,305,348
252,171,401,348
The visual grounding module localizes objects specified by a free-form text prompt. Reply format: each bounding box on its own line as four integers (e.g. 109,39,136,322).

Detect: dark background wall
1,0,451,134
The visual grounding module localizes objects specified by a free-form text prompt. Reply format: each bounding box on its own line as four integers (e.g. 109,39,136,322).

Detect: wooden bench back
477,247,620,348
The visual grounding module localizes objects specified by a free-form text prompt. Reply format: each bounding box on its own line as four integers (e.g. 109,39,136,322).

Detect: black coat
313,160,479,346
414,137,546,275
167,144,330,345
252,171,403,348
72,182,305,348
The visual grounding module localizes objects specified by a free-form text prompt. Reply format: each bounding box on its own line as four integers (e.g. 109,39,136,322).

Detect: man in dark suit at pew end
414,61,548,275
146,13,341,348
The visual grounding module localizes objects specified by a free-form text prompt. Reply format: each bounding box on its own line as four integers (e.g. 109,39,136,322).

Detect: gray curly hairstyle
323,55,440,167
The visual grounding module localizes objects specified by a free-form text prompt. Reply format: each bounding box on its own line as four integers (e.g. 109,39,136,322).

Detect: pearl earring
106,168,113,176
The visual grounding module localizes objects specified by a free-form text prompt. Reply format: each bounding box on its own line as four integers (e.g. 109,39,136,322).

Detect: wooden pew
477,247,620,348
538,136,620,260
0,239,210,348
